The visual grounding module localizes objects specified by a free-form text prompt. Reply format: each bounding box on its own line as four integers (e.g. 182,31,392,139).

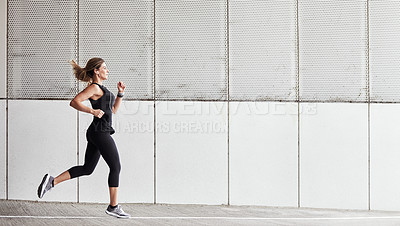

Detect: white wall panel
369,1,400,102
113,101,154,203
156,101,228,204
229,102,298,206
0,100,6,199
229,0,297,101
79,0,154,99
370,104,400,211
155,0,227,100
299,0,368,102
8,100,77,202
79,101,154,203
300,103,368,209
0,0,6,98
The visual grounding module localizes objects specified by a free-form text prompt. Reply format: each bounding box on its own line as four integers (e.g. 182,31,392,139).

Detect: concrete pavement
1,200,400,225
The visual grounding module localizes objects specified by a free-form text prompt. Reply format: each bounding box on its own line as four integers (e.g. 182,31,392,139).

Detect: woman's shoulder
84,83,104,95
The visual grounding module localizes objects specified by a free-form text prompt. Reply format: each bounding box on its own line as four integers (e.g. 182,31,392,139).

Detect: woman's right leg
67,140,100,181
38,132,100,198
53,171,71,186
54,134,100,187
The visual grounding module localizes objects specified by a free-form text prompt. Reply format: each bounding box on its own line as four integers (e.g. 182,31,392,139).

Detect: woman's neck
92,79,103,86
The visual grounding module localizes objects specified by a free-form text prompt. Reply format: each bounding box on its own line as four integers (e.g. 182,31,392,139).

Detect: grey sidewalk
1,200,400,226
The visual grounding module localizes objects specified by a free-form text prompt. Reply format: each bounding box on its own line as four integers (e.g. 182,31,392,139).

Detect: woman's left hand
117,81,126,93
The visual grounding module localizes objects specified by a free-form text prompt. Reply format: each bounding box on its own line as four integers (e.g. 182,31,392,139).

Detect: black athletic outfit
68,83,121,187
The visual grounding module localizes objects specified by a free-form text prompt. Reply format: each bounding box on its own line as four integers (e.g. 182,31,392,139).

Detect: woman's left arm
112,81,126,114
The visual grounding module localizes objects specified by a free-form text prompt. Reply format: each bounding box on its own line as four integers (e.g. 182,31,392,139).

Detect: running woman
37,57,130,218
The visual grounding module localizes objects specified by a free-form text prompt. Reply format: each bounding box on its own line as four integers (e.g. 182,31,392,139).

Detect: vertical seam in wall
297,103,300,208
366,0,371,211
296,0,300,103
368,99,371,210
226,0,230,206
153,0,156,204
76,0,80,203
366,0,370,104
76,111,80,203
296,0,300,208
5,0,9,200
153,101,156,204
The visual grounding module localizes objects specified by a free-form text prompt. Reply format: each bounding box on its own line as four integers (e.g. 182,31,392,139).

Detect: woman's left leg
90,132,121,205
109,187,118,206
90,132,129,218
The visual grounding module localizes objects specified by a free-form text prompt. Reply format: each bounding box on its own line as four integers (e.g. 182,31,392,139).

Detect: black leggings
68,130,121,187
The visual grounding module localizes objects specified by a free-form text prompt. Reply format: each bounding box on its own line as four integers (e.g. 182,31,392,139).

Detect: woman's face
96,62,109,80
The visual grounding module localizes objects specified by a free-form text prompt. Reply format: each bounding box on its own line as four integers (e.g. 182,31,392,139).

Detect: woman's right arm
70,85,104,118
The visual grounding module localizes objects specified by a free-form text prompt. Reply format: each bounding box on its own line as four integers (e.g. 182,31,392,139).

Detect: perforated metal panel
369,0,400,102
299,0,368,102
229,0,297,101
155,0,228,100
8,0,78,99
79,0,154,99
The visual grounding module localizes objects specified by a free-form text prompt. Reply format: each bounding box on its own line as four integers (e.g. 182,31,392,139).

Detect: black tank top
88,83,116,134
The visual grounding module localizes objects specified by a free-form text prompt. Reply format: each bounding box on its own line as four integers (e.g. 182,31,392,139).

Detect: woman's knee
114,162,121,174
110,161,121,175
82,165,96,176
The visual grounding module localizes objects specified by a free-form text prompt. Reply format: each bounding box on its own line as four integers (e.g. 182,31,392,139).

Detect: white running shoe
37,174,54,199
105,205,131,219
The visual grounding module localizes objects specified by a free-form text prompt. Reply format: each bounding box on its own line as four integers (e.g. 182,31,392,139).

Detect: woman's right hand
92,109,105,118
